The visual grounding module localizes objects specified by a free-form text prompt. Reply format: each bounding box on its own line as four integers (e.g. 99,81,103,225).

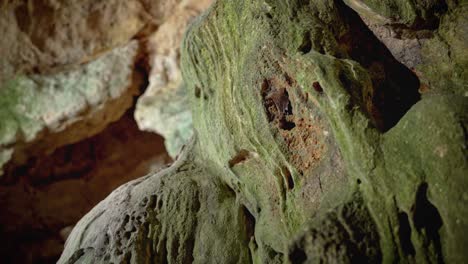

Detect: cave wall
0,0,466,263
58,0,467,264
0,0,212,263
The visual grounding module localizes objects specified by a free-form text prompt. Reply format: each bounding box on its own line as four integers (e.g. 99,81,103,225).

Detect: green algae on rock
60,0,468,263
0,42,141,176
134,1,214,158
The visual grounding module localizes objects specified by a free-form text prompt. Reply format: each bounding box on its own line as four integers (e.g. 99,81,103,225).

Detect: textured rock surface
344,0,467,96
0,1,212,263
135,0,212,158
0,41,142,176
60,0,467,264
0,0,182,82
0,112,170,263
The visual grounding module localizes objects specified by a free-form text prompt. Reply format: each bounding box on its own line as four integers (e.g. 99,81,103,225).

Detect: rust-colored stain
261,74,327,175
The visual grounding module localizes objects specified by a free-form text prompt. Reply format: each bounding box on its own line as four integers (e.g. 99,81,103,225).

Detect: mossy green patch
60,0,467,263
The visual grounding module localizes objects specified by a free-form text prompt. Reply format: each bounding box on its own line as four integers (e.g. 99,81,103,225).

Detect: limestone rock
135,0,212,158
0,0,182,82
346,0,467,95
60,0,467,263
343,0,448,28
0,113,170,263
0,41,142,176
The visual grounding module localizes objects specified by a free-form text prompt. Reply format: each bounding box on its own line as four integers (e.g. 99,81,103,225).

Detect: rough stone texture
0,41,143,176
0,1,215,263
342,0,449,29
416,3,468,96
59,0,467,263
135,0,212,158
0,0,182,82
0,112,171,263
344,0,467,97
356,16,427,70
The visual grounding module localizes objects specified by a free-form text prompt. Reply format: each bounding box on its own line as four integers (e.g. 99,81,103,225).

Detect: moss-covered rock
60,0,468,263
0,42,141,176
134,0,213,158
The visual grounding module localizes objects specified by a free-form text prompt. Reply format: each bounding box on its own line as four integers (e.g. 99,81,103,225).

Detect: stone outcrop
0,0,181,82
135,0,212,158
0,113,170,263
0,0,212,263
0,41,143,176
59,0,468,263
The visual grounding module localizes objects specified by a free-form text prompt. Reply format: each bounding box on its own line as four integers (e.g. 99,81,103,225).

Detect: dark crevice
312,81,323,93
194,86,201,98
123,252,132,264
412,182,444,264
184,236,196,264
242,206,256,240
397,211,416,256
261,79,296,131
289,246,307,264
147,195,157,210
298,31,312,54
229,149,253,168
170,238,180,262
242,205,257,263
282,166,294,190
335,0,421,132
159,237,169,264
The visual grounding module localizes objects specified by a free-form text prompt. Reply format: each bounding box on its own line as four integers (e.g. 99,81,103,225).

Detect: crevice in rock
229,149,256,168
290,248,307,264
412,182,444,264
242,205,256,254
261,75,329,177
281,166,294,190
194,86,201,98
298,31,312,54
335,0,421,132
244,206,256,236
397,211,416,256
289,240,307,264
312,81,323,93
261,78,296,131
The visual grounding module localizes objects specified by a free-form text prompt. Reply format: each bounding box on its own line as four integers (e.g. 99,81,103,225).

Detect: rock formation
0,113,170,263
58,0,467,263
135,0,212,158
0,0,211,263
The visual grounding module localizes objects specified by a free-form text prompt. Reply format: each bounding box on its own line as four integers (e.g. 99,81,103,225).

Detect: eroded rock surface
60,0,467,264
0,41,143,176
135,0,212,157
0,1,214,263
0,0,182,82
0,112,170,263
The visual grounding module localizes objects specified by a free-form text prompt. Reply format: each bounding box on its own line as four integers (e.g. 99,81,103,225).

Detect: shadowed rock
59,0,468,263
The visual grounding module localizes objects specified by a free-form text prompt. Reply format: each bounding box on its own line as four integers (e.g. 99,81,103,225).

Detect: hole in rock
281,166,294,190
194,86,201,98
298,31,312,54
242,206,256,242
312,82,323,93
289,247,307,264
413,182,444,263
261,79,296,131
398,212,416,256
229,149,256,168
